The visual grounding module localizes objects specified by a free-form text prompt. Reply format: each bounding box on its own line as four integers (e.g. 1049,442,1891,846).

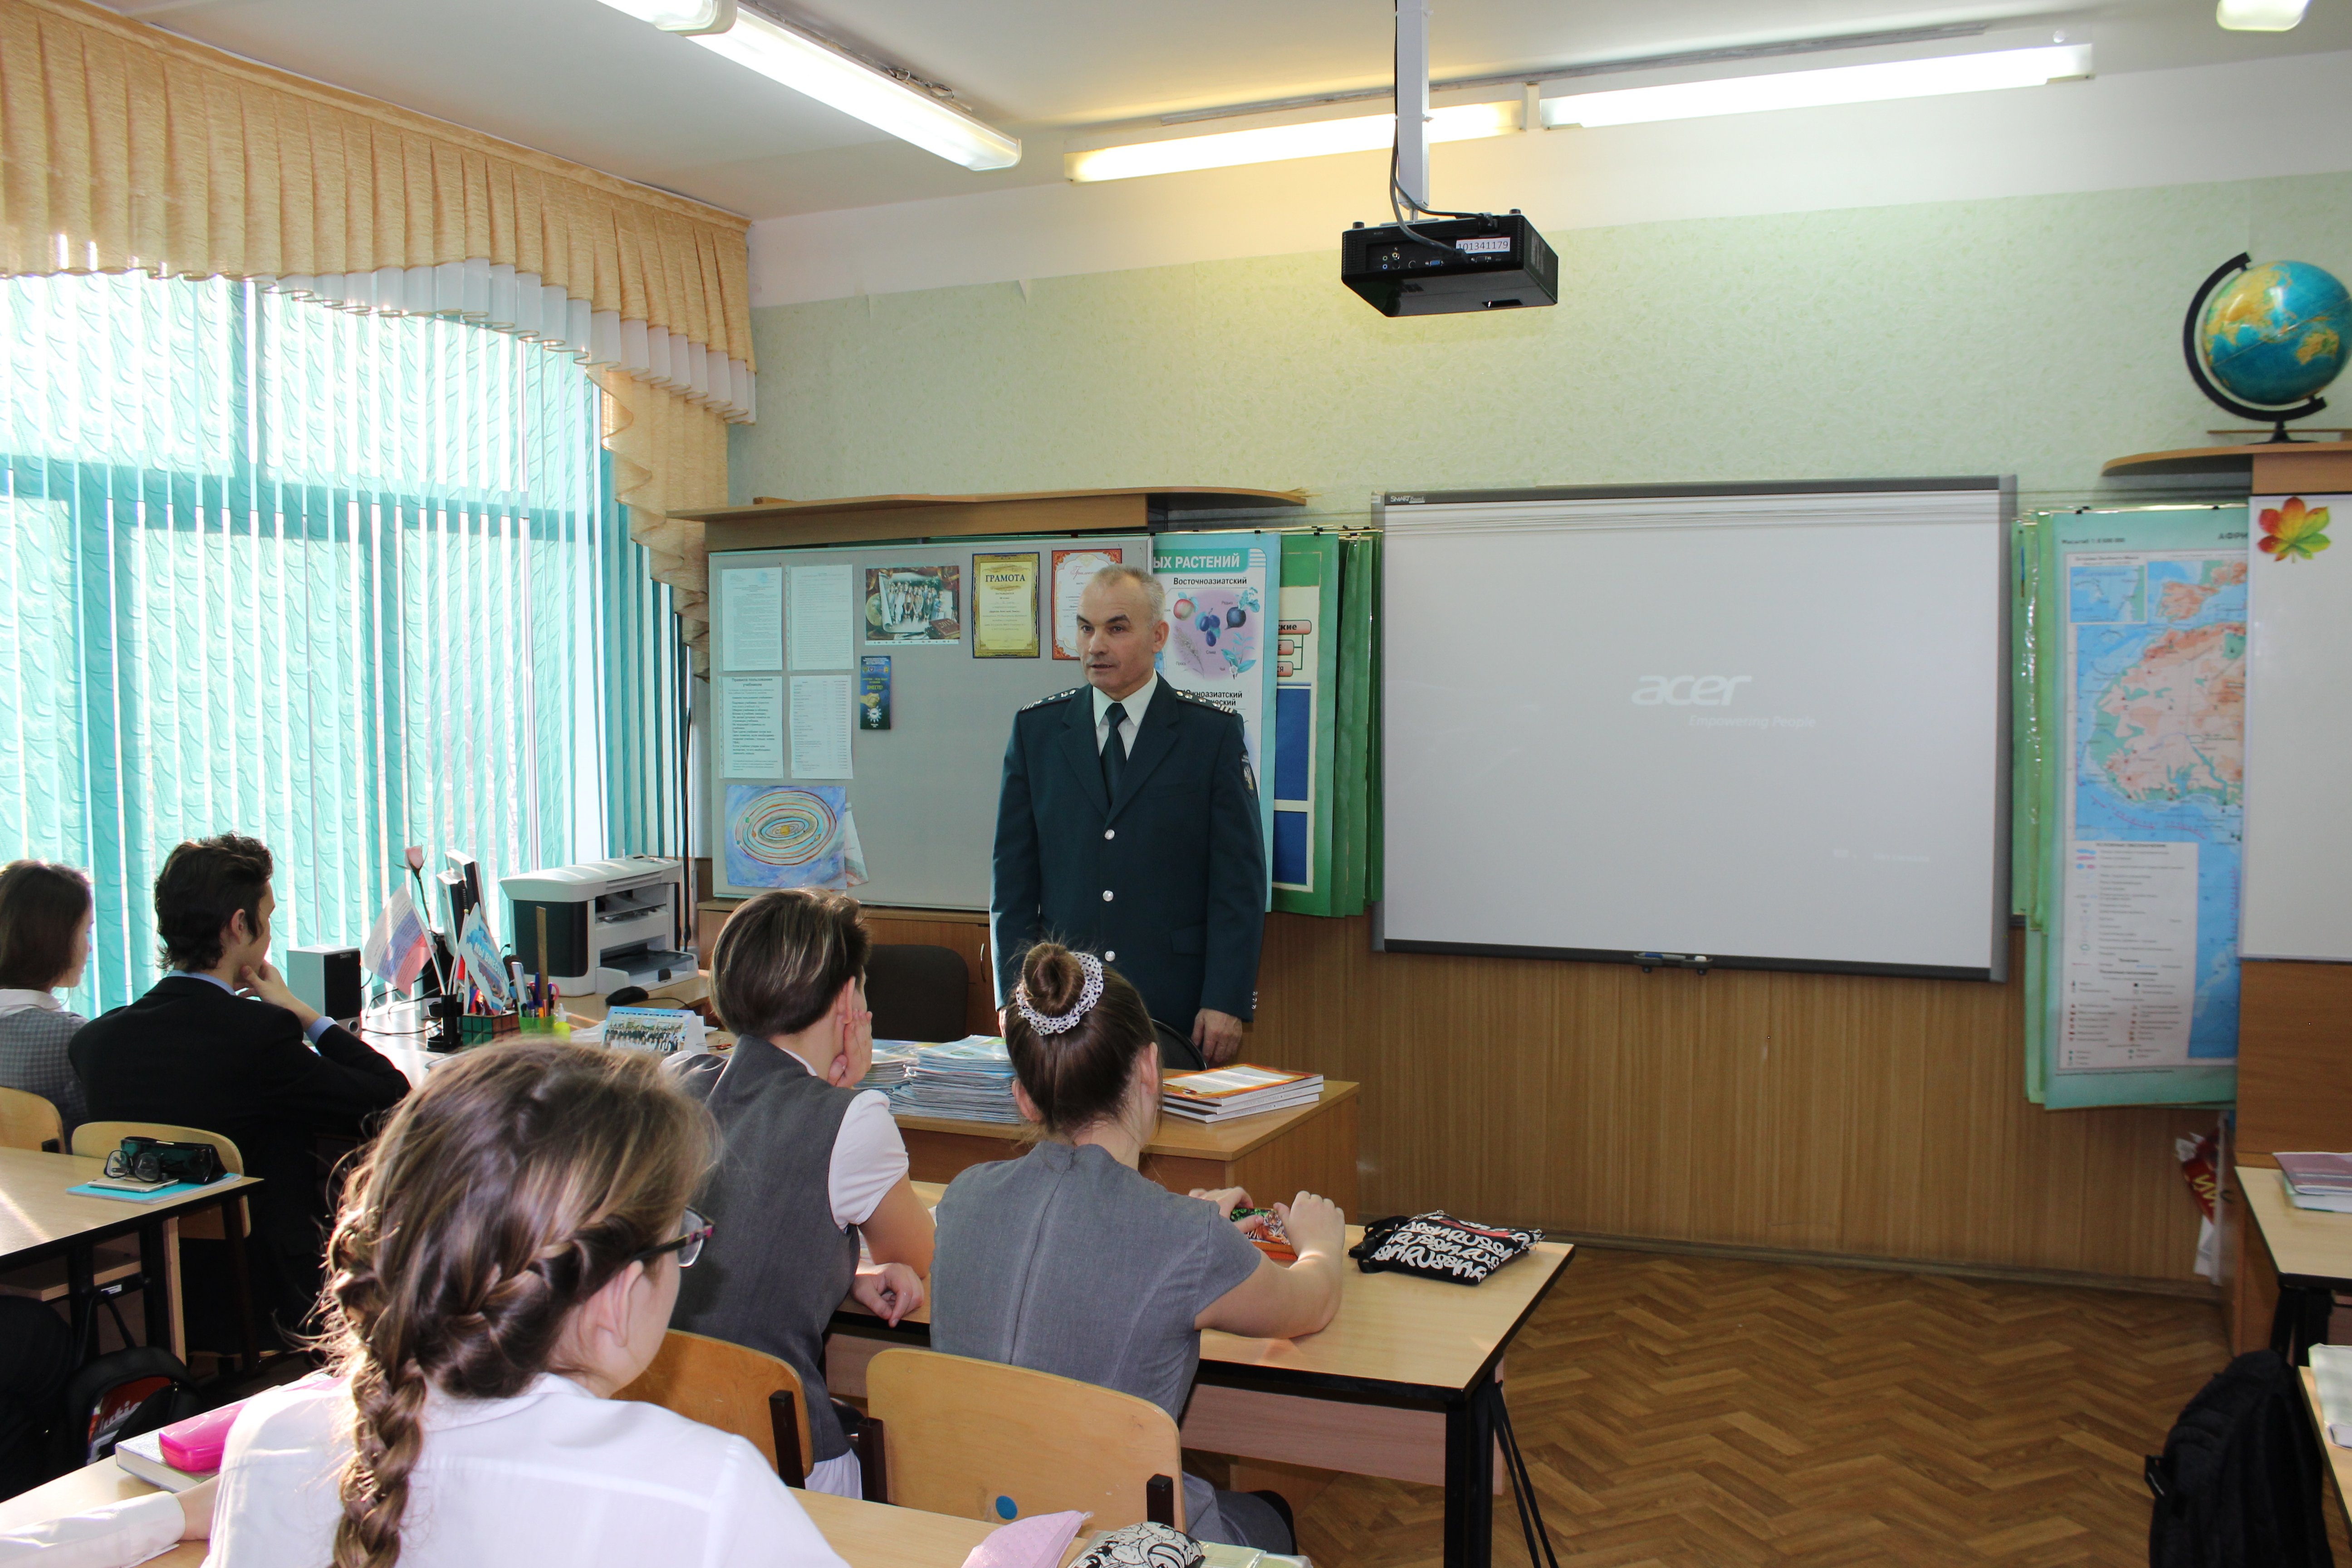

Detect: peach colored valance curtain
0,0,740,647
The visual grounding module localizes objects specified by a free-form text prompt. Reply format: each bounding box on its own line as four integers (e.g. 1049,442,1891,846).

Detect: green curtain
0,273,681,1014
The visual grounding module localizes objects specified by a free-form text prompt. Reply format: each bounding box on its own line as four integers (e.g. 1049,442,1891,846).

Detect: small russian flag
362,884,433,995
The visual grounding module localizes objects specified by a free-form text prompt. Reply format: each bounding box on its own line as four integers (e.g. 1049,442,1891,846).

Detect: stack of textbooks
2277,1152,2352,1214
891,1037,1022,1123
860,1043,919,1095
1161,1064,1324,1123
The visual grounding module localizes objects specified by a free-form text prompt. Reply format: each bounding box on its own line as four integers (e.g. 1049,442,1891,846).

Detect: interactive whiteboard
1377,481,2010,979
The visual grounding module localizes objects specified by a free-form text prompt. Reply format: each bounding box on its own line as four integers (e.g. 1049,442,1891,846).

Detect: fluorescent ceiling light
1542,42,2092,127
1068,101,1518,184
594,0,734,34
2216,0,2308,28
592,0,1020,171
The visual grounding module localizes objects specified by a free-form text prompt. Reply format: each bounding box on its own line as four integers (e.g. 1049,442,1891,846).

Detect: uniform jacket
991,683,1266,1025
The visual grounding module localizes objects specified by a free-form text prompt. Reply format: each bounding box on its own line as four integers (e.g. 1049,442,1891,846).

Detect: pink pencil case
157,1402,243,1474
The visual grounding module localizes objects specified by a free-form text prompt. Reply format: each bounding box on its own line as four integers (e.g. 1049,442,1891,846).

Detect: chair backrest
865,944,971,1043
0,1086,63,1152
865,1348,1184,1530
69,1121,248,1175
616,1329,814,1480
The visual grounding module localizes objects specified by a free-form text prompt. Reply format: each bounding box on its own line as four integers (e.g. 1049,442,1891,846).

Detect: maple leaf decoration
2258,496,2332,562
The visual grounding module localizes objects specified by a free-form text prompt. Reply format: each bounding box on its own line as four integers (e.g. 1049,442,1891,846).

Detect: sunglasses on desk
632,1207,712,1269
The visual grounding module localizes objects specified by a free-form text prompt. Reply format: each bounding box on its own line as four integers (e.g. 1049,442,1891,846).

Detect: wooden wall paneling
2235,959,2352,1160
2228,958,2352,1348
1254,914,2212,1285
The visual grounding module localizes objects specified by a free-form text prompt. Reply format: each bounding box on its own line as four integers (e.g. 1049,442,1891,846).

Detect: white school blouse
207,1374,848,1568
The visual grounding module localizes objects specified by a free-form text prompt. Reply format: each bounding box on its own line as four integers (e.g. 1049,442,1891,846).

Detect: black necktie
1101,701,1128,799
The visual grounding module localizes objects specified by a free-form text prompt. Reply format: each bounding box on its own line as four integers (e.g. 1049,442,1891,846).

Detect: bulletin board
709,534,1150,909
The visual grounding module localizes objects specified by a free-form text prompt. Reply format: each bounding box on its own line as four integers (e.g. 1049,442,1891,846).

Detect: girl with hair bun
204,1041,848,1568
931,943,1348,1553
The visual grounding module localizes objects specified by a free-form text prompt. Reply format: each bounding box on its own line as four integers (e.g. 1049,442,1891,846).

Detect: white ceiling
104,0,2352,220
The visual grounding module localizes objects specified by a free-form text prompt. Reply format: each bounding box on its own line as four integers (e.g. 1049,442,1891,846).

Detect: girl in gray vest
931,942,1348,1553
672,889,934,1498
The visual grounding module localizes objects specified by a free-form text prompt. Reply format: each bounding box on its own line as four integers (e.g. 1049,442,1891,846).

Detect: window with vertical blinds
0,272,682,1013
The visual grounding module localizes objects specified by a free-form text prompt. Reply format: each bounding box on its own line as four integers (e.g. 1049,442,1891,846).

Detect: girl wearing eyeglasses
203,1040,847,1568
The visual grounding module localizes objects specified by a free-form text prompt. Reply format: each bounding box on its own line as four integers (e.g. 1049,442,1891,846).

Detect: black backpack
51,1345,202,1475
2146,1349,2332,1568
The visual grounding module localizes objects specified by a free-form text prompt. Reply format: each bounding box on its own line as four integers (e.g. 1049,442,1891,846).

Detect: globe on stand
2183,253,2349,442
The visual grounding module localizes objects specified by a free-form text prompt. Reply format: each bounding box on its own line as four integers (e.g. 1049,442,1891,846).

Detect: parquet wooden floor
1288,1247,2338,1568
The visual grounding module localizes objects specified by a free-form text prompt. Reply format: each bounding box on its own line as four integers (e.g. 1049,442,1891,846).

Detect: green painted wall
732,172,2352,512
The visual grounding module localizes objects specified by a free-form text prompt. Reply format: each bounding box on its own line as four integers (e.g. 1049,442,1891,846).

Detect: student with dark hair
69,834,408,1343
203,1041,846,1567
671,888,933,1499
930,942,1348,1552
0,859,97,1138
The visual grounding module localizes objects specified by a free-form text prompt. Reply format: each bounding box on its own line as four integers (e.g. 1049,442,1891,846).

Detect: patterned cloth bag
1072,1523,1203,1568
1349,1212,1541,1284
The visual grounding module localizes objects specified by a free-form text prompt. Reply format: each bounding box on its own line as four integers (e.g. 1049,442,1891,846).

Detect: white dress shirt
0,1490,182,1566
209,1374,847,1568
1092,673,1157,760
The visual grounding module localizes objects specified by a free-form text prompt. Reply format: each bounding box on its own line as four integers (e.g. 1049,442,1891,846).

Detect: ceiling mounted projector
1343,212,1558,316
1347,0,1551,318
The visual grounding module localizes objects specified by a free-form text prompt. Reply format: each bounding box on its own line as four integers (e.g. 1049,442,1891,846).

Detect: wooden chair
0,1086,63,1152
617,1329,816,1484
864,1348,1184,1530
70,1121,258,1371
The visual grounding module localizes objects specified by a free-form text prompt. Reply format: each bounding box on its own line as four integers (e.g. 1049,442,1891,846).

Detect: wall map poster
2049,511,2246,1077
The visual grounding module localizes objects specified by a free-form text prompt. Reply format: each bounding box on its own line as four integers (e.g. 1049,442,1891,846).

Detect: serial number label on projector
1454,236,1511,254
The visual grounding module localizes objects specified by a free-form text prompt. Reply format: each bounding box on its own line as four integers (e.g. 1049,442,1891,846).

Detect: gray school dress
930,1139,1290,1550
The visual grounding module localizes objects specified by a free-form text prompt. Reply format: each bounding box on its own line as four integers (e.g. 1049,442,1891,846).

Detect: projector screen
1378,481,2010,979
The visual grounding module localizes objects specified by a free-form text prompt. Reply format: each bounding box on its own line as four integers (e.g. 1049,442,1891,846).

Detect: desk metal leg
1444,1374,1500,1568
221,1195,261,1374
2270,1279,2335,1366
66,1245,96,1357
138,1221,172,1350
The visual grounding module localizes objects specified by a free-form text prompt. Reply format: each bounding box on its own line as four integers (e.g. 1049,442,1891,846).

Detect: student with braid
205,1041,847,1568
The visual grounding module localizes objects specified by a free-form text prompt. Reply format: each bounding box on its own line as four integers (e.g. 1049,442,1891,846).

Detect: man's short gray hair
1088,563,1166,625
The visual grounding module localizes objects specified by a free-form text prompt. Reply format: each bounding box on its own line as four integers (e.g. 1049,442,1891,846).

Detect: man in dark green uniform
991,564,1266,1065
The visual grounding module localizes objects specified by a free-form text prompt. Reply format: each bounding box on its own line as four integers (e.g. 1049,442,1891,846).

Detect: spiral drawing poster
724,784,867,890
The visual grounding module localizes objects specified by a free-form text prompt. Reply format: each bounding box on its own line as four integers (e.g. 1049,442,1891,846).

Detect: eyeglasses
632,1207,712,1269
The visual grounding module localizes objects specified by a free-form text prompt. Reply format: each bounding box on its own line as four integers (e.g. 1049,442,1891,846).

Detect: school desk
829,1181,1576,1568
897,1083,1361,1215
2303,1368,2352,1539
0,1146,262,1363
368,989,1362,1216
0,1451,1084,1568
2237,1165,2352,1361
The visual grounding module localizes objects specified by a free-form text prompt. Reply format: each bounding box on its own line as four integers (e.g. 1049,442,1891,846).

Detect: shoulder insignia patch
1020,687,1086,712
1170,686,1235,715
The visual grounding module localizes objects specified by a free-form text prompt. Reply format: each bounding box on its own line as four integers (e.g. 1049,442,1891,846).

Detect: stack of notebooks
860,1043,919,1095
1161,1064,1323,1123
2276,1152,2352,1214
890,1037,1022,1123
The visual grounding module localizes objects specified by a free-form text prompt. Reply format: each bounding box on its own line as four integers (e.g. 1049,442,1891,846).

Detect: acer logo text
1632,675,1753,707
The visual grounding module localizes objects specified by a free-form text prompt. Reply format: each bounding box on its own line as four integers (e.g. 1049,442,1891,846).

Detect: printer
500,855,695,997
